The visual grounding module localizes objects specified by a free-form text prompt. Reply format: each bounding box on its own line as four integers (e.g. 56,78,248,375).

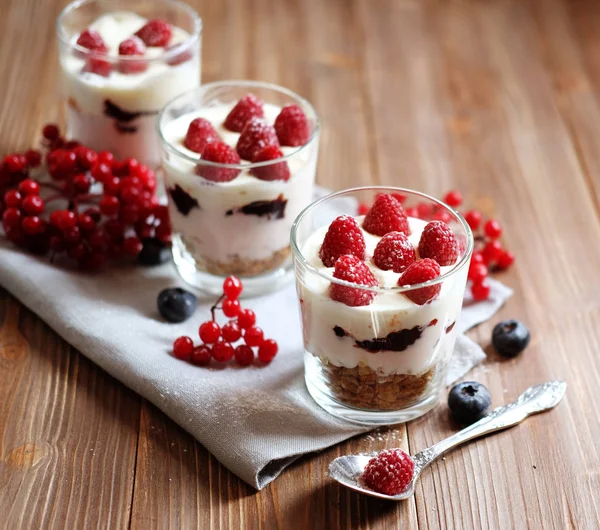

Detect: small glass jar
158,81,320,297
56,0,202,168
291,187,473,425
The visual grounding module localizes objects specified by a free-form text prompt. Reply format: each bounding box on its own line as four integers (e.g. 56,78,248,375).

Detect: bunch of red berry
172,276,279,366
0,124,171,270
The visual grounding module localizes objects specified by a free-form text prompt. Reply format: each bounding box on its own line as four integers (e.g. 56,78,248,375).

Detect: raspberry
222,298,241,317
173,336,194,360
464,210,482,231
258,339,278,363
76,29,108,53
224,94,264,132
330,255,378,307
398,258,441,305
274,104,310,146
236,118,279,161
443,190,462,208
372,232,416,273
244,326,264,347
234,345,254,366
118,36,148,74
471,280,491,301
135,19,172,47
184,118,220,154
191,345,212,366
363,194,409,237
362,449,415,496
199,321,221,344
211,340,235,362
484,219,503,239
223,276,243,299
251,145,290,181
417,221,459,266
319,215,366,267
237,309,256,329
83,57,112,77
222,321,242,342
196,141,241,182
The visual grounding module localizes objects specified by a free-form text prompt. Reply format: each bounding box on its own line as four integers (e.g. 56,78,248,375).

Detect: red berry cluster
357,190,515,301
172,276,279,366
0,124,171,270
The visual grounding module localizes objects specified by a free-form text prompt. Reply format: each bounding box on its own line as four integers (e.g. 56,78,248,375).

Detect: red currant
3,208,22,229
468,262,488,283
222,298,241,318
74,146,98,169
18,179,40,196
20,195,44,215
223,276,243,299
22,216,44,235
497,250,515,269
199,321,221,344
77,214,96,232
221,321,242,342
73,174,91,193
471,280,491,301
470,252,484,265
237,309,256,329
211,340,235,362
443,190,462,208
98,151,114,166
50,210,77,231
258,339,278,363
173,336,194,360
4,190,22,208
91,162,112,183
42,123,60,141
464,210,482,231
104,219,125,238
244,326,264,347
357,202,370,216
234,345,254,366
24,149,42,167
123,236,143,256
482,240,503,264
191,345,212,366
68,242,87,261
88,230,109,251
99,196,120,216
4,154,25,172
484,219,502,239
104,176,121,196
49,235,65,252
63,226,82,244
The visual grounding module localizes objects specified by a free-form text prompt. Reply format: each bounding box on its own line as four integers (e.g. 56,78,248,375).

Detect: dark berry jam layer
169,185,199,216
226,194,287,220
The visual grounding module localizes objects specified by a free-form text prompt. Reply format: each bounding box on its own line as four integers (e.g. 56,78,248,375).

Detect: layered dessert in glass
291,188,473,424
57,0,201,168
158,81,320,296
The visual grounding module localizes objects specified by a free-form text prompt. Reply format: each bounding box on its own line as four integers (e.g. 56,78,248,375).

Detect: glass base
304,353,440,425
171,234,295,297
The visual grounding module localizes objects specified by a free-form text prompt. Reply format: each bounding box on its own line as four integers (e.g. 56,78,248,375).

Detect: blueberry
138,238,171,266
157,287,197,323
448,381,492,425
492,319,530,358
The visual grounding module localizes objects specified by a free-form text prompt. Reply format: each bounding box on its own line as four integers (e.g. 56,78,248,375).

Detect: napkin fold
0,190,512,490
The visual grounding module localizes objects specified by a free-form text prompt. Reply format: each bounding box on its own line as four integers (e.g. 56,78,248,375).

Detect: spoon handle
412,380,566,471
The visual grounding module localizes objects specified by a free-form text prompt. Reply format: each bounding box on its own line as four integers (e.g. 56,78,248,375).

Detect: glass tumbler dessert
291,187,473,424
57,0,202,168
158,81,320,296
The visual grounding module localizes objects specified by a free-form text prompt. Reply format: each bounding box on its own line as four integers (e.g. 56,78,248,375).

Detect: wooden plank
0,290,140,529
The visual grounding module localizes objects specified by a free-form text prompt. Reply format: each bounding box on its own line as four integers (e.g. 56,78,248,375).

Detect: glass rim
56,0,202,63
156,80,321,170
290,186,474,294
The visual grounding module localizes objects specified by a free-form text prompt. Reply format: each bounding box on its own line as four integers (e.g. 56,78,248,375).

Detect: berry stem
210,293,226,321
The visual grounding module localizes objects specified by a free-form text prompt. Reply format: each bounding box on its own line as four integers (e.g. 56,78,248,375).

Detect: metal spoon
329,380,566,501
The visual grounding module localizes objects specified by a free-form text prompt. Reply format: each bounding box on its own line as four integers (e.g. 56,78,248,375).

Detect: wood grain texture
1,0,600,528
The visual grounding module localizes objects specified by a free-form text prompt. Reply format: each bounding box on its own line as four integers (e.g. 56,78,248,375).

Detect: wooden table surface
1,0,600,528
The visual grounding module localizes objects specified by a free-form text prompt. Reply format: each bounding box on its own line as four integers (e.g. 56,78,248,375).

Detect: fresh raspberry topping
330,255,378,307
251,145,290,182
196,141,241,182
362,449,415,496
363,194,409,237
274,105,310,147
319,215,366,267
224,94,264,132
236,118,279,161
418,221,459,266
76,29,108,53
184,118,220,154
373,231,416,273
83,57,112,77
398,258,441,305
118,36,147,74
135,19,172,47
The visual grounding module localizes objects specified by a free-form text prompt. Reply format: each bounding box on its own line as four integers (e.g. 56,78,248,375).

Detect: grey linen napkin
0,198,512,490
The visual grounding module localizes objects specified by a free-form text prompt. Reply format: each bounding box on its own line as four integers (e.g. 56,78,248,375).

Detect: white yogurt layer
60,11,200,166
297,217,469,376
162,102,318,265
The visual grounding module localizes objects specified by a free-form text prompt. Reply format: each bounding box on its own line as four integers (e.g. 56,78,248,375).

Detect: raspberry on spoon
330,254,378,307
184,118,220,154
319,215,366,267
363,193,410,236
196,141,241,182
274,104,310,146
224,94,264,132
362,448,415,496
